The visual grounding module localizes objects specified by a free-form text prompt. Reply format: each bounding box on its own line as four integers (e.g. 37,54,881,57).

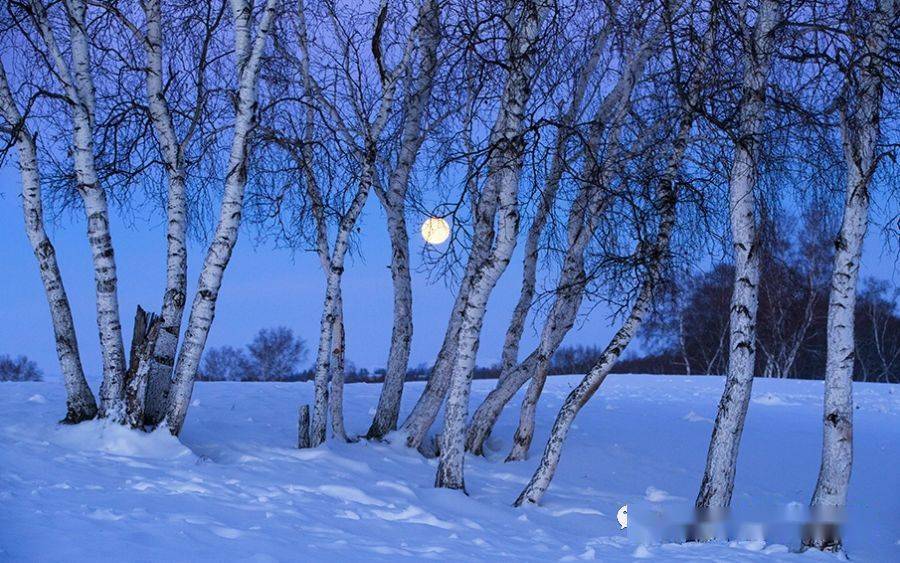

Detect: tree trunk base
298,404,311,449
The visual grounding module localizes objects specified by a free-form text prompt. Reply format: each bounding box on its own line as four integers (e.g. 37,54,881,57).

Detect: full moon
421,217,450,245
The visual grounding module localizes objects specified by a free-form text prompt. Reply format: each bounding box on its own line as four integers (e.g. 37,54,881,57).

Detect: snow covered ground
1,375,897,561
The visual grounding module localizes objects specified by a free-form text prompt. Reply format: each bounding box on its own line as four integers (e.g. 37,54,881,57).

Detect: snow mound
752,393,800,406
51,420,194,460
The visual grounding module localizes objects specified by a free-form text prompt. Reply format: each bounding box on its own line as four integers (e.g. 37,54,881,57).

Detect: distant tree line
0,354,43,382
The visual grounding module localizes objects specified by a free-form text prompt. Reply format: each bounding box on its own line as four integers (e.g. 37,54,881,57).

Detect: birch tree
366,0,442,440
96,0,225,427
465,15,664,456
804,0,896,551
165,0,279,436
300,0,420,446
513,0,714,503
22,0,129,420
0,61,98,423
694,0,781,517
434,0,545,491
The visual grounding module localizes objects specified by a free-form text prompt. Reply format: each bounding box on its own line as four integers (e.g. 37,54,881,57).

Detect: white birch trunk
329,289,348,441
396,280,471,449
695,0,780,513
140,0,190,426
434,1,542,491
515,158,679,507
32,0,129,419
804,0,893,551
514,269,662,506
166,0,278,436
310,271,338,446
0,62,98,423
464,29,657,456
498,29,606,378
367,0,442,439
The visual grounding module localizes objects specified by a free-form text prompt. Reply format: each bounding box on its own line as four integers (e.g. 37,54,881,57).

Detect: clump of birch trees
0,0,896,554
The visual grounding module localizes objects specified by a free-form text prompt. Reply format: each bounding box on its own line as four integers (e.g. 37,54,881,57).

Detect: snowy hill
1,375,897,561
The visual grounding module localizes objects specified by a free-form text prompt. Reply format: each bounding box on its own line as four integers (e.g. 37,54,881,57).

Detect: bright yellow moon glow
421,217,450,245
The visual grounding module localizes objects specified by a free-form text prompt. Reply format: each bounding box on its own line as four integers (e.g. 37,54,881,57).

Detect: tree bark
298,404,311,449
123,306,162,428
367,0,442,439
30,0,128,419
329,289,348,442
166,0,278,436
0,62,97,424
435,1,543,491
465,25,659,456
695,0,780,515
804,0,893,551
140,0,189,427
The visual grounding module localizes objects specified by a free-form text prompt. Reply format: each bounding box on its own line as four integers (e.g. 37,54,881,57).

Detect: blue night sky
1,164,897,385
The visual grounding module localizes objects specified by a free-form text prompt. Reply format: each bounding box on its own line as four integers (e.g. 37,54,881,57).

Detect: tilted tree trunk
804,0,893,551
498,26,608,380
512,3,711,499
30,0,129,419
0,62,97,423
513,250,667,506
434,1,543,491
367,0,442,439
505,361,548,460
695,0,780,514
515,150,680,507
166,0,278,436
465,27,660,456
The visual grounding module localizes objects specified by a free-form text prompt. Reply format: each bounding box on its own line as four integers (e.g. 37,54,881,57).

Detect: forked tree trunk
435,1,542,491
0,62,97,423
804,0,892,551
31,0,129,419
695,0,779,515
299,0,411,445
166,0,278,436
366,0,442,440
